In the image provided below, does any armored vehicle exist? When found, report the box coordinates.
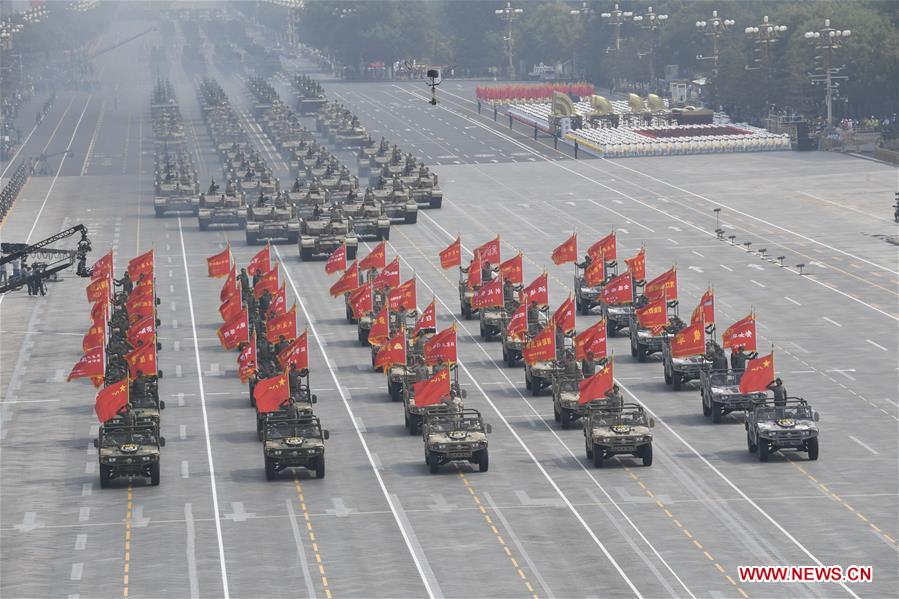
[154,152,200,216]
[198,180,247,230]
[422,407,491,473]
[700,368,768,423]
[334,115,367,148]
[357,136,381,177]
[94,422,166,488]
[583,403,654,467]
[661,332,710,391]
[746,398,819,462]
[298,206,358,261]
[293,74,328,115]
[407,165,443,209]
[263,415,330,480]
[388,329,436,404]
[245,198,299,245]
[344,191,390,241]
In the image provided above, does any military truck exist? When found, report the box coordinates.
[297,207,358,261]
[583,403,654,467]
[198,180,247,230]
[245,200,299,245]
[422,407,491,474]
[263,415,330,480]
[700,368,768,423]
[94,422,166,488]
[602,301,634,338]
[661,332,710,391]
[746,398,819,462]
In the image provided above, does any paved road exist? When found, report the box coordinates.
[1,18,896,599]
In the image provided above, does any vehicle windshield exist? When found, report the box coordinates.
[266,421,321,440]
[428,414,483,433]
[559,377,580,392]
[591,410,647,427]
[756,404,814,421]
[101,428,158,447]
[131,395,158,409]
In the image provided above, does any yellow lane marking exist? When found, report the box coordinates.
[293,476,331,598]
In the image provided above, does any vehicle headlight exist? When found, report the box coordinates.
[142,456,151,462]
[273,450,283,456]
[106,457,116,463]
[437,444,447,450]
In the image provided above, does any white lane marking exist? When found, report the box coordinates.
[691,250,704,257]
[285,498,317,599]
[790,342,809,354]
[181,460,190,478]
[750,279,765,288]
[185,504,200,599]
[822,316,842,327]
[70,563,83,581]
[849,436,879,455]
[720,264,733,271]
[177,218,229,598]
[180,424,187,440]
[827,369,856,381]
[667,238,679,245]
[78,507,90,522]
[80,98,106,176]
[866,339,888,352]
[783,297,801,306]
[74,534,87,550]
[274,246,440,599]
[797,191,894,224]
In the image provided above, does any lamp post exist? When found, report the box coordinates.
[744,16,786,115]
[569,1,594,80]
[632,6,668,90]
[601,3,632,54]
[495,1,523,80]
[804,19,850,126]
[695,10,735,105]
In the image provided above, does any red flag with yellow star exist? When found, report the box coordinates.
[254,373,290,414]
[95,378,129,423]
[739,352,774,394]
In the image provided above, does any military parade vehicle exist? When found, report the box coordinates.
[574,262,607,315]
[405,163,443,209]
[370,176,418,224]
[153,150,200,216]
[583,403,654,467]
[94,422,166,488]
[245,197,299,245]
[629,300,668,362]
[478,297,507,341]
[405,369,465,436]
[422,407,491,473]
[661,331,710,390]
[298,205,358,261]
[198,179,247,230]
[356,286,387,344]
[344,189,391,240]
[371,145,407,184]
[263,415,330,480]
[290,181,328,221]
[746,398,819,462]
[293,73,328,116]
[256,391,317,442]
[334,114,367,148]
[524,321,562,396]
[388,326,437,403]
[500,318,526,367]
[357,136,380,177]
[458,267,476,320]
[700,368,768,423]
[602,298,635,337]
[553,363,621,429]
[364,140,393,180]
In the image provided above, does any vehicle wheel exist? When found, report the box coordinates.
[806,437,819,461]
[560,408,571,430]
[408,415,418,436]
[199,219,209,231]
[462,303,471,320]
[265,457,277,481]
[429,451,439,473]
[531,378,540,397]
[712,402,723,424]
[404,212,418,224]
[585,436,594,459]
[300,247,313,261]
[358,327,369,346]
[641,444,653,467]
[672,373,682,391]
[747,433,757,453]
[758,439,769,462]
[287,232,299,244]
[430,197,442,209]
[154,206,165,217]
[478,449,489,472]
[99,464,111,488]
[479,319,486,340]
[524,370,531,390]
[149,462,161,486]
[592,445,604,468]
[701,392,711,417]
[246,232,258,245]
[257,425,264,442]
[630,334,638,357]
[346,246,357,260]
[637,346,647,363]
[553,401,561,422]
[237,218,247,229]
[379,228,390,241]
[664,365,672,385]
[314,457,326,479]
[607,319,616,338]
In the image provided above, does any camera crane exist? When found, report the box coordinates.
[0,224,93,295]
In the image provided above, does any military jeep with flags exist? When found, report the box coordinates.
[263,415,330,480]
[422,407,490,473]
[583,403,654,467]
[700,368,767,423]
[746,398,819,462]
[94,422,166,488]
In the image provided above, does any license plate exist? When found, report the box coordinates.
[614,446,636,452]
[447,452,471,459]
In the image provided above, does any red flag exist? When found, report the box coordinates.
[254,373,291,414]
[523,324,556,365]
[474,236,501,263]
[220,265,238,303]
[359,241,387,271]
[90,296,109,323]
[583,257,606,287]
[129,278,155,301]
[269,285,287,317]
[636,296,667,330]
[499,253,523,285]
[207,246,232,278]
[127,249,154,280]
[219,292,243,322]
[217,310,249,350]
[125,343,157,378]
[472,277,503,309]
[95,379,129,423]
[739,353,775,394]
[126,297,155,325]
[387,278,416,312]
[412,368,452,407]
[520,272,549,306]
[90,251,113,280]
[723,314,757,352]
[600,272,632,305]
[82,321,106,353]
[253,266,279,298]
[439,237,462,269]
[551,297,576,335]
[506,303,527,339]
[266,305,297,343]
[86,276,110,303]
[413,300,436,336]
[278,330,309,370]
[578,359,614,404]
[373,258,400,290]
[644,267,677,302]
[325,243,347,275]
[368,306,390,346]
[467,255,482,289]
[575,319,607,361]
[350,282,374,318]
[424,326,457,364]
[68,345,104,382]
[237,335,257,384]
[247,244,271,276]
[691,288,715,325]
[375,331,406,370]
[329,260,359,297]
[551,233,577,265]
[587,232,617,261]
[671,321,705,358]
[625,247,646,282]
[127,316,156,348]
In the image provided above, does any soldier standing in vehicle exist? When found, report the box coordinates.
[131,370,147,399]
[114,271,134,295]
[259,289,272,317]
[238,268,250,297]
[730,346,756,379]
[582,350,596,376]
[502,277,515,305]
[605,384,624,409]
[274,334,290,357]
[527,300,541,334]
[767,378,787,408]
[575,253,593,270]
[288,363,303,397]
[481,260,495,283]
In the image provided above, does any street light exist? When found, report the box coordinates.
[695,10,735,105]
[569,2,595,80]
[804,19,850,126]
[601,3,633,53]
[495,1,524,80]
[744,16,787,71]
[633,6,668,88]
